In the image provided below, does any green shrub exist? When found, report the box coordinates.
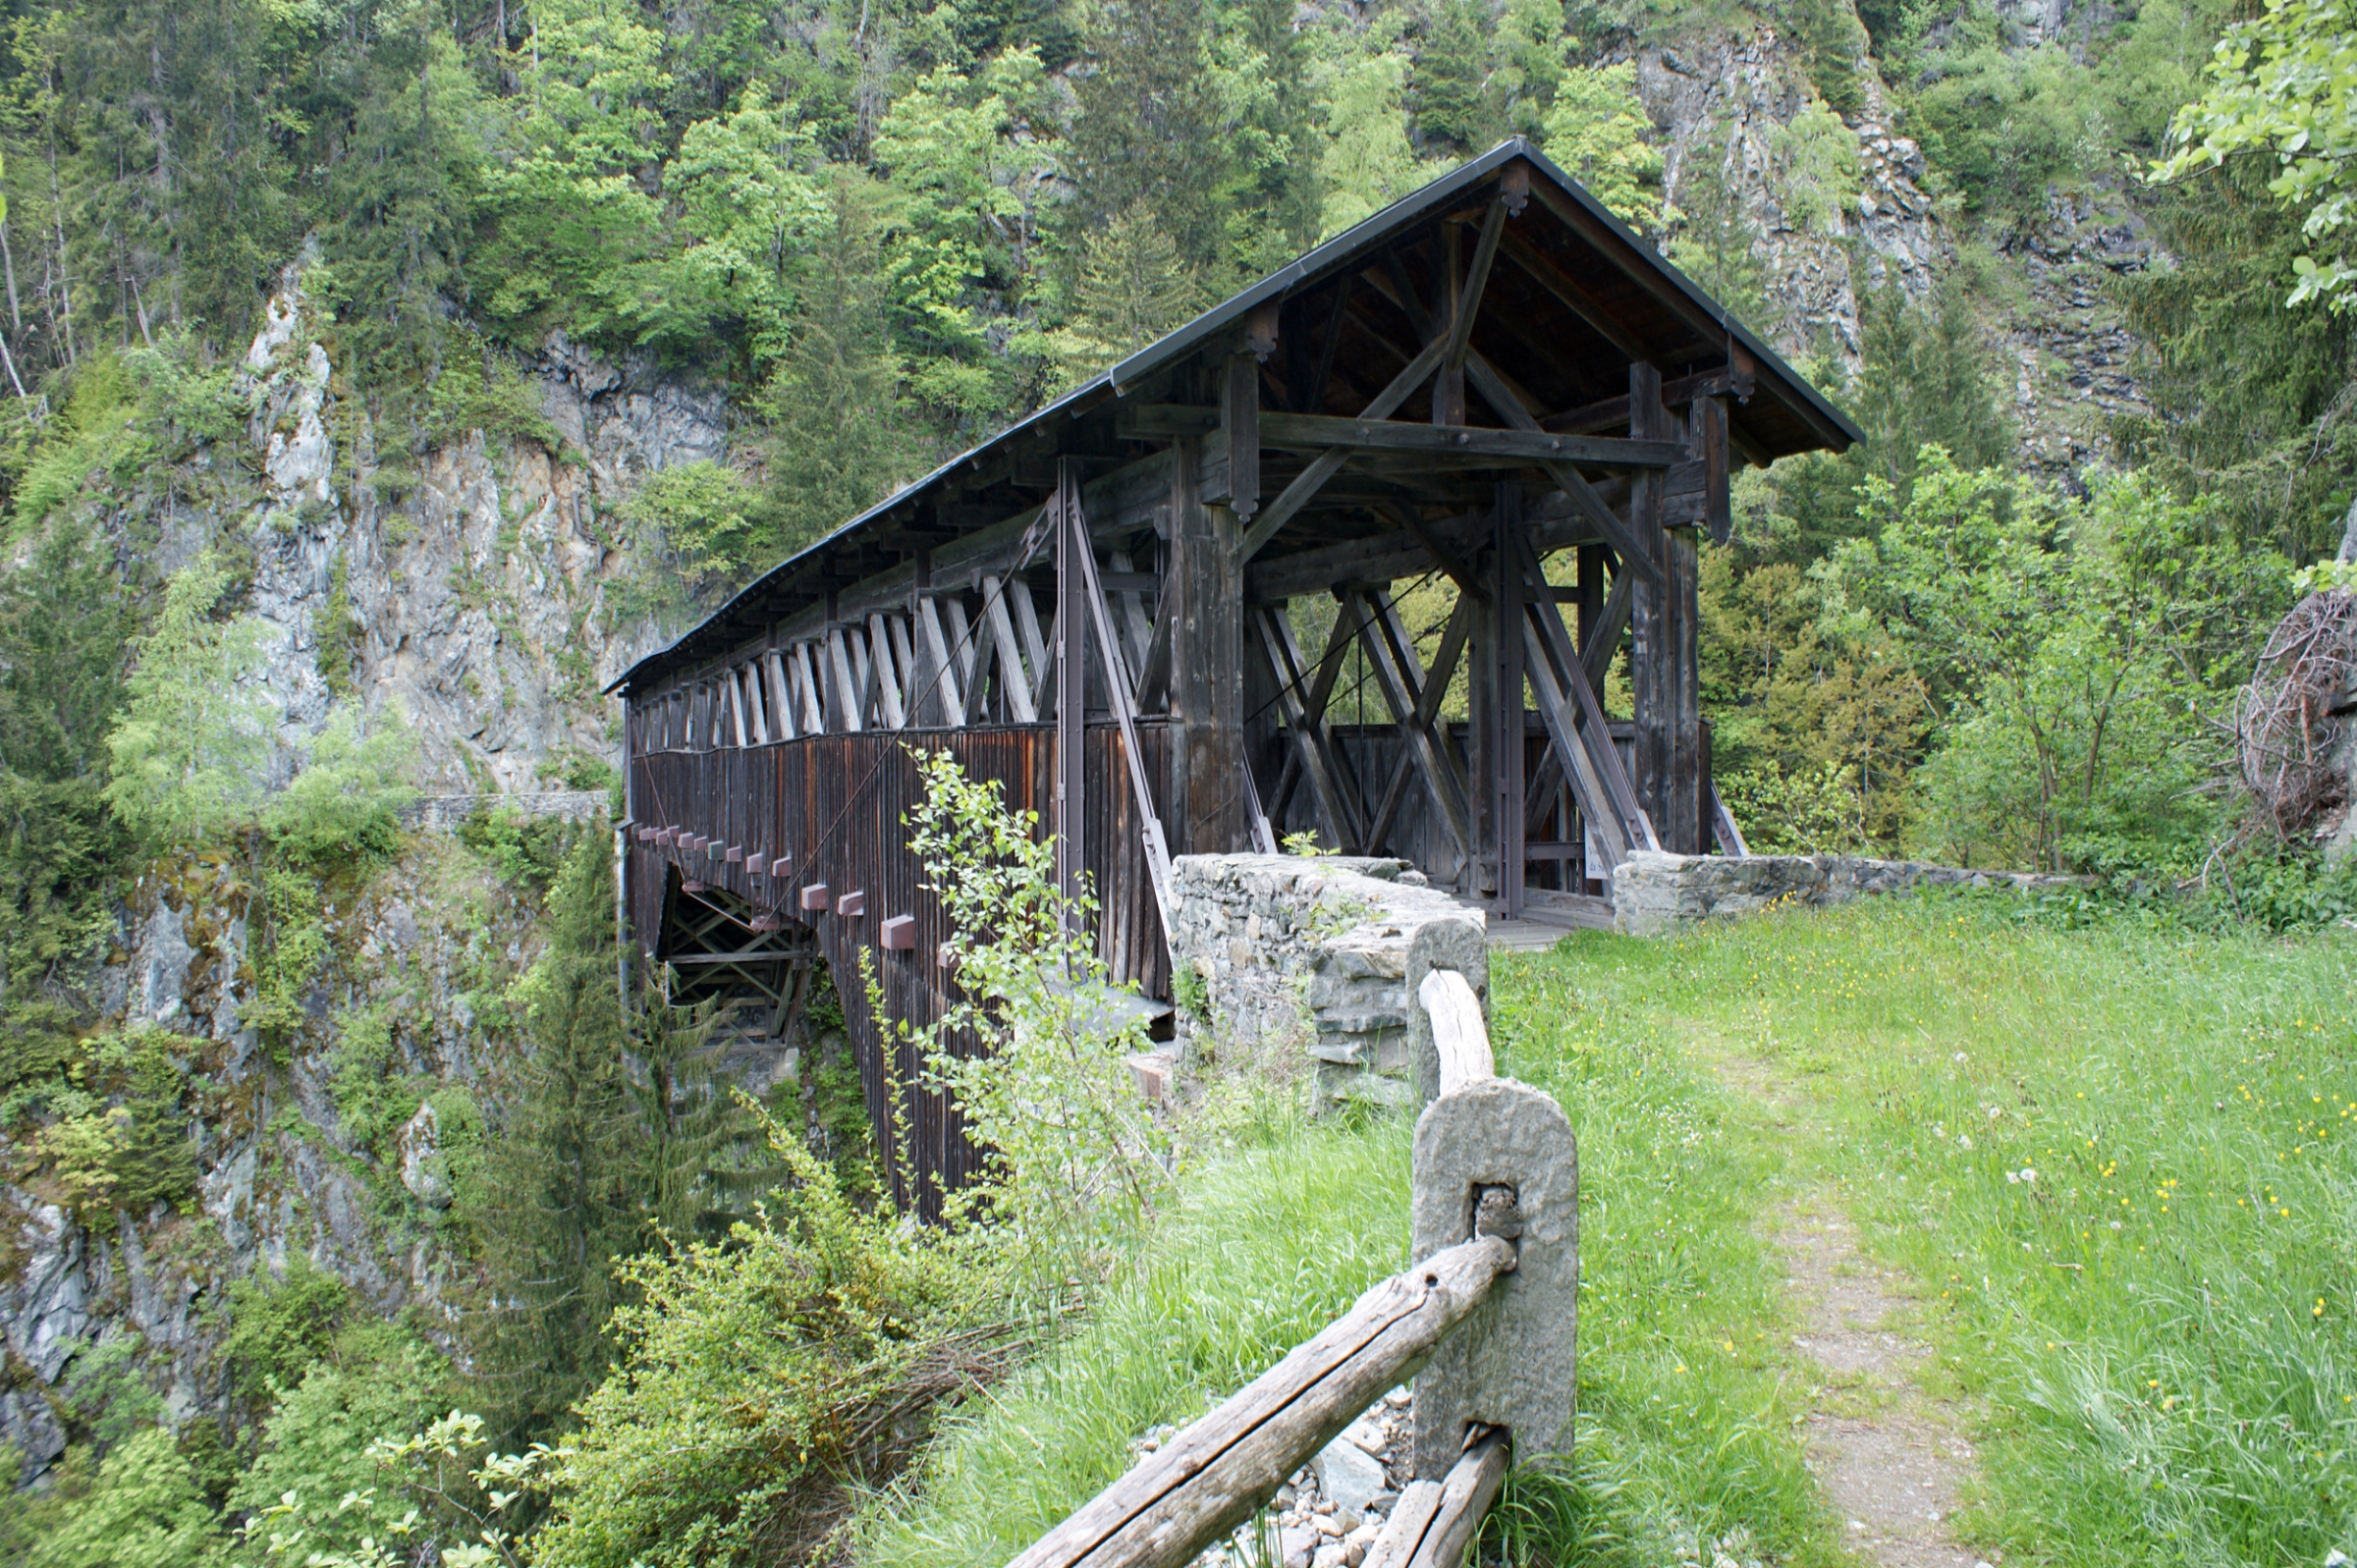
[531,1121,1016,1568]
[101,551,271,851]
[17,1428,216,1568]
[263,701,418,864]
[224,1255,355,1408]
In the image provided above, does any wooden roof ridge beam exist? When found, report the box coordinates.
[1237,190,1512,566]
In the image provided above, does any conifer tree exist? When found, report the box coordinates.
[469,831,646,1446]
[760,173,911,557]
[1067,0,1229,266]
[1224,0,1320,272]
[1411,0,1497,156]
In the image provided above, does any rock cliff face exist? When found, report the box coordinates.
[0,268,733,1484]
[1633,6,2156,481]
[223,261,726,794]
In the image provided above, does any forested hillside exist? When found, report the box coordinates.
[0,0,2354,1556]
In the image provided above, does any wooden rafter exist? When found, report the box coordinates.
[1352,588,1473,861]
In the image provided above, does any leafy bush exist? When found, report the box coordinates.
[1540,65,1666,231]
[17,1428,216,1568]
[530,1120,1016,1568]
[102,551,271,850]
[223,1327,450,1568]
[899,747,1170,1247]
[224,1255,355,1408]
[263,701,418,864]
[30,1029,199,1219]
[1719,760,1866,853]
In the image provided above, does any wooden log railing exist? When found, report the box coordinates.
[1009,969,1577,1568]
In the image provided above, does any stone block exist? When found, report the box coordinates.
[1410,1077,1578,1477]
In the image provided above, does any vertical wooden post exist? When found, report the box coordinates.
[1697,393,1732,547]
[1465,553,1496,899]
[1575,544,1605,657]
[1434,224,1466,427]
[1221,352,1261,525]
[1168,434,1247,855]
[1055,472,1088,927]
[1494,484,1525,919]
[1628,363,1702,854]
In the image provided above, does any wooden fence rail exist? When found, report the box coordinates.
[1008,968,1578,1568]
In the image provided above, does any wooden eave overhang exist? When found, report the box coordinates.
[612,137,1860,698]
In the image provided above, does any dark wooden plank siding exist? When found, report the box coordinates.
[627,721,1168,1212]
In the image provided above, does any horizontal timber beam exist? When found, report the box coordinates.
[1120,406,1685,468]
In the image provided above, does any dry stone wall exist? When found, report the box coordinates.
[1611,849,2078,935]
[1166,855,1487,1108]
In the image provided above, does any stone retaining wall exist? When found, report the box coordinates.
[1167,854,1488,1108]
[400,790,611,832]
[1611,849,2076,936]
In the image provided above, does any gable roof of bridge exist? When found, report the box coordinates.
[614,137,1861,697]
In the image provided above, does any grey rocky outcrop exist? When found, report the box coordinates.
[1165,855,1486,1107]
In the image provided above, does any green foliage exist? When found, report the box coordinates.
[1067,0,1228,266]
[57,1336,165,1449]
[1907,27,2118,221]
[755,176,916,561]
[263,702,418,865]
[2155,0,2357,311]
[223,1334,461,1568]
[224,1255,356,1408]
[1540,65,1666,231]
[470,829,644,1443]
[0,514,133,1071]
[18,1429,216,1568]
[1410,0,1500,156]
[2116,158,2357,556]
[422,354,565,454]
[1312,48,1431,242]
[1828,453,2291,869]
[1719,760,1869,853]
[1768,100,1862,235]
[901,748,1170,1245]
[29,1029,201,1219]
[532,1118,1014,1568]
[619,460,786,620]
[102,552,271,851]
[247,866,333,1062]
[1755,281,2013,561]
[457,807,575,891]
[1778,0,1870,113]
[239,1408,553,1568]
[1032,201,1215,387]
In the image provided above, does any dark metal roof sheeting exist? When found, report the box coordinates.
[612,137,1862,696]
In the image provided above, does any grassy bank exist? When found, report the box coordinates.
[861,896,2353,1566]
[1536,898,2357,1564]
[858,955,1840,1568]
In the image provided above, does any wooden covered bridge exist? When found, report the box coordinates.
[611,139,1859,1201]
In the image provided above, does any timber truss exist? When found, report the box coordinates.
[621,138,1848,950]
[655,873,821,1043]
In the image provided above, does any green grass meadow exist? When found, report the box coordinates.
[859,898,2356,1567]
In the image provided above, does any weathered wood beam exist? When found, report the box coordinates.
[1363,591,1472,860]
[1254,605,1363,853]
[1120,406,1684,469]
[1237,330,1454,565]
[1493,228,1653,364]
[1004,1236,1514,1568]
[1540,364,1756,436]
[1350,587,1473,863]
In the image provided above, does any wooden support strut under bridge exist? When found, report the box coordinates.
[1006,975,1577,1568]
[612,141,1859,1206]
